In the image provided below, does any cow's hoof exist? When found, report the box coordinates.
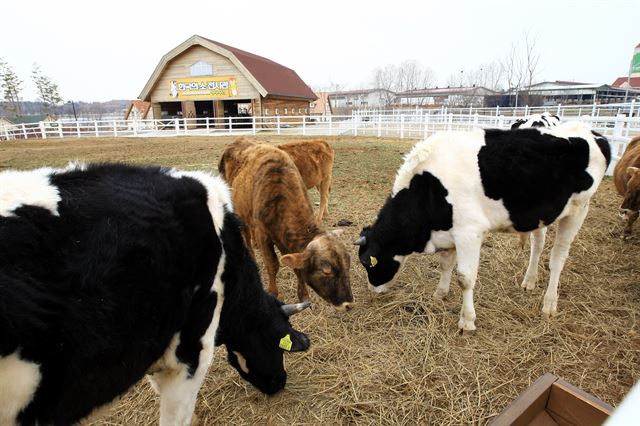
[458,318,477,334]
[458,327,476,336]
[433,290,447,301]
[541,305,557,319]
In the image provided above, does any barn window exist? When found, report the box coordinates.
[190,61,213,76]
[305,108,308,114]
[284,107,288,115]
[264,108,269,115]
[275,108,279,115]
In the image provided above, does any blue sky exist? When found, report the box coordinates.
[1,0,638,101]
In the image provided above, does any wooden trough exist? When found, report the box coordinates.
[490,373,613,426]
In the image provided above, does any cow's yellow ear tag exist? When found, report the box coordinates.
[370,256,378,267]
[279,334,293,351]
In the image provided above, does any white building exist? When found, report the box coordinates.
[328,89,395,110]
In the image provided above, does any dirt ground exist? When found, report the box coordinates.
[1,135,638,425]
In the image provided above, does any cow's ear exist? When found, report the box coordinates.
[627,166,640,176]
[281,252,308,269]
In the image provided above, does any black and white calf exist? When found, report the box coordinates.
[355,123,611,332]
[511,112,561,129]
[0,163,311,426]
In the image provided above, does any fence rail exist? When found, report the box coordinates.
[356,100,639,118]
[2,113,636,176]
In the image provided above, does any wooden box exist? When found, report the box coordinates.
[490,373,613,426]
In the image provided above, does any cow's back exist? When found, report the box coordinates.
[277,140,334,189]
[229,143,316,250]
[0,164,222,424]
[614,136,640,195]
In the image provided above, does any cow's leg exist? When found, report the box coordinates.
[294,269,310,302]
[542,206,588,318]
[433,249,456,300]
[148,338,214,426]
[521,227,547,291]
[257,236,280,297]
[454,233,483,332]
[318,176,332,221]
[241,226,255,258]
[623,210,639,237]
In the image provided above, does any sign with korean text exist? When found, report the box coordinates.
[169,76,238,99]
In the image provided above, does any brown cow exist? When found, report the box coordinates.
[277,140,334,222]
[219,140,353,310]
[614,135,640,237]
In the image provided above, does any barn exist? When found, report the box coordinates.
[138,35,316,124]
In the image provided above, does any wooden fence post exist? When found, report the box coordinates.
[40,122,47,139]
[94,121,99,137]
[22,123,28,139]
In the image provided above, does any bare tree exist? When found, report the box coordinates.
[372,61,436,106]
[372,64,397,106]
[478,61,504,91]
[500,33,541,107]
[0,58,23,116]
[32,64,63,115]
[521,33,540,106]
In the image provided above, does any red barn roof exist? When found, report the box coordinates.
[612,76,640,88]
[140,35,316,101]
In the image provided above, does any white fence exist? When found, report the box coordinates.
[2,113,637,176]
[357,100,639,119]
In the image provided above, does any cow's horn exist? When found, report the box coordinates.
[281,301,311,317]
[353,236,366,246]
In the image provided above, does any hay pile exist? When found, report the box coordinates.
[2,135,636,425]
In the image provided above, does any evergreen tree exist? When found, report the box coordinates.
[32,63,63,115]
[0,58,24,117]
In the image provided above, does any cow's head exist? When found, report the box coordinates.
[354,226,405,293]
[223,300,311,395]
[281,229,353,310]
[218,138,256,184]
[621,166,640,212]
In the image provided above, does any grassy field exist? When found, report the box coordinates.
[1,135,638,425]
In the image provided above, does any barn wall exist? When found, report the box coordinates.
[261,97,310,116]
[149,46,260,103]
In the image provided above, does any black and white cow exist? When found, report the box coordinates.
[511,112,561,129]
[0,163,311,425]
[355,123,611,332]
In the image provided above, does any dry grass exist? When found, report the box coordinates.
[2,135,639,425]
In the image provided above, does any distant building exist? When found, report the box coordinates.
[124,100,154,120]
[612,42,640,90]
[328,89,395,110]
[511,81,639,105]
[310,92,332,116]
[8,114,55,124]
[395,86,497,107]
